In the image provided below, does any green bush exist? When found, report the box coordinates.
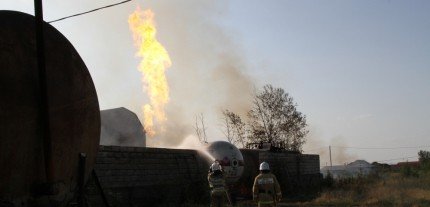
[419,150,430,173]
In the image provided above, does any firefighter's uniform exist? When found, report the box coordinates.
[208,162,229,207]
[252,162,282,207]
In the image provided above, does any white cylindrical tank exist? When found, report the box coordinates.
[206,141,244,184]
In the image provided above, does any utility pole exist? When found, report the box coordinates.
[35,0,55,194]
[329,145,332,168]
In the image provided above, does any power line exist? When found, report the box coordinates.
[305,145,430,152]
[48,0,132,23]
[331,145,430,150]
[308,145,426,165]
[375,156,419,163]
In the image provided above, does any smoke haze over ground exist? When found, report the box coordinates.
[0,2,377,163]
[330,136,358,165]
[2,1,429,164]
[2,0,429,164]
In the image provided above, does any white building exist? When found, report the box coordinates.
[321,160,373,178]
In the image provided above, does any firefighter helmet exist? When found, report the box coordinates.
[259,161,270,171]
[211,161,222,171]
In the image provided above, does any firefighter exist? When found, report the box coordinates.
[208,161,230,207]
[252,162,282,207]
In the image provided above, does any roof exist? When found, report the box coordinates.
[348,160,372,167]
[321,160,374,177]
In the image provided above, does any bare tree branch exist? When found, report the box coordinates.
[194,113,208,144]
[222,110,247,148]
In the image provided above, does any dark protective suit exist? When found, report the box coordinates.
[208,171,229,207]
[252,172,282,207]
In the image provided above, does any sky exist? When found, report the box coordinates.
[1,0,429,165]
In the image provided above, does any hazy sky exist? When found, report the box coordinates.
[2,0,429,165]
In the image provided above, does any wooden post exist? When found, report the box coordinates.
[329,146,332,168]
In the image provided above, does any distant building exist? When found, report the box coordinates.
[321,160,373,178]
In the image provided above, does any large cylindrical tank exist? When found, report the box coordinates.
[206,141,245,184]
[0,11,100,206]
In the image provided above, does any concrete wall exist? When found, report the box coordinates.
[85,146,321,206]
[86,146,209,207]
[235,150,321,199]
[259,151,321,198]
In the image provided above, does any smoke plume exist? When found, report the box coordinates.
[303,127,358,167]
[330,136,358,165]
[140,0,254,147]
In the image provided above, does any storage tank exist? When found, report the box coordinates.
[0,11,100,206]
[100,107,146,147]
[206,141,245,184]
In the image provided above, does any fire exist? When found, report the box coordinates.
[128,8,172,137]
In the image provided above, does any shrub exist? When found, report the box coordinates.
[321,172,334,188]
[401,165,419,178]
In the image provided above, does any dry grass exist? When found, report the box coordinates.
[234,169,430,207]
[292,172,430,207]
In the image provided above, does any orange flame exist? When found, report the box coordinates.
[128,8,171,137]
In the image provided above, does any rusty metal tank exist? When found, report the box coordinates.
[0,11,100,206]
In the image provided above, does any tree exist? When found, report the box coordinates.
[418,150,430,171]
[418,150,430,164]
[247,84,308,151]
[221,84,308,151]
[194,113,208,144]
[222,109,247,148]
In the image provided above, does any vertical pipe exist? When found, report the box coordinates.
[34,0,55,189]
[329,146,332,168]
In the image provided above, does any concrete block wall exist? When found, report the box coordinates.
[85,146,209,207]
[259,151,321,198]
[235,150,321,199]
[85,146,321,206]
[259,151,320,175]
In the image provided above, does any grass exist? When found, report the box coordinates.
[289,169,430,207]
[218,165,430,207]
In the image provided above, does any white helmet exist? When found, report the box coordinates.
[211,161,222,171]
[259,162,270,171]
